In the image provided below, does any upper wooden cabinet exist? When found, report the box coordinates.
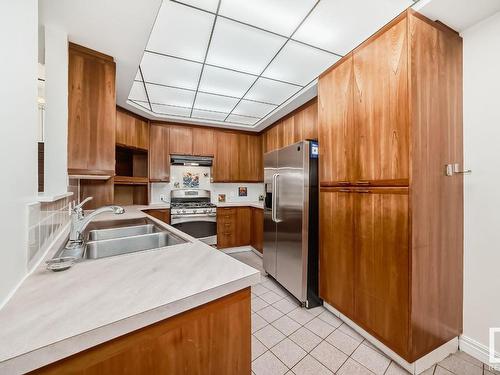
[318,10,463,362]
[192,128,215,156]
[169,125,193,155]
[68,43,116,175]
[238,134,263,182]
[213,132,239,182]
[263,99,318,154]
[116,108,149,150]
[318,56,355,186]
[149,124,170,182]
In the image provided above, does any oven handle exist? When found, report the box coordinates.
[171,214,216,219]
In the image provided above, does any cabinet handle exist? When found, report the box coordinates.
[356,190,371,194]
[339,189,350,192]
[356,181,370,185]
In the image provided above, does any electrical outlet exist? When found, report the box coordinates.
[160,194,167,202]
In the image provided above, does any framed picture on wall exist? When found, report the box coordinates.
[238,187,247,197]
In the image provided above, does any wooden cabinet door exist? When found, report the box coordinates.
[318,56,355,186]
[116,109,149,150]
[235,207,251,246]
[353,19,409,186]
[68,43,116,175]
[169,125,193,155]
[264,124,279,153]
[238,134,263,182]
[192,128,215,156]
[251,208,264,253]
[279,117,295,148]
[354,188,409,356]
[144,209,170,224]
[213,132,238,182]
[149,124,170,182]
[319,189,355,316]
[295,100,318,141]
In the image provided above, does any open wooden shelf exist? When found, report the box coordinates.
[114,176,149,185]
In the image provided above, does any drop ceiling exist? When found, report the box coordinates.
[128,0,417,129]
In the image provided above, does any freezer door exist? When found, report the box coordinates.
[276,142,308,302]
[263,150,278,278]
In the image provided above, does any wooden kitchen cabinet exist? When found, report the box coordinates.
[238,134,263,182]
[143,209,170,224]
[169,125,193,155]
[116,107,149,150]
[318,56,355,186]
[192,128,215,156]
[213,132,239,182]
[319,189,355,317]
[235,207,251,246]
[278,117,294,148]
[149,124,170,182]
[264,122,279,153]
[295,101,318,141]
[31,289,251,375]
[217,207,253,249]
[67,43,116,176]
[318,10,463,362]
[250,208,264,253]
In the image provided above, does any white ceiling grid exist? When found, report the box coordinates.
[128,0,414,128]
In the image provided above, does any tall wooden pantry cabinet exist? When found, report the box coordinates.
[318,9,463,363]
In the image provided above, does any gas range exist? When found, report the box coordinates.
[170,202,217,216]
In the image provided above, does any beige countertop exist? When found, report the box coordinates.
[216,201,264,209]
[0,207,260,374]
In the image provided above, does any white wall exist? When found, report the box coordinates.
[0,0,39,304]
[461,11,500,361]
[43,26,68,195]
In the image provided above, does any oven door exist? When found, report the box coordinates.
[170,214,217,245]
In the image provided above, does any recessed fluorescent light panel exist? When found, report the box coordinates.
[128,0,414,128]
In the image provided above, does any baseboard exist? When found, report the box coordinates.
[323,302,458,374]
[460,335,500,369]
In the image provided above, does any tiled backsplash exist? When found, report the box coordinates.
[27,195,72,269]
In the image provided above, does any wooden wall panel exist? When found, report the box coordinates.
[31,289,251,375]
[318,57,355,186]
[408,12,463,361]
[353,18,409,185]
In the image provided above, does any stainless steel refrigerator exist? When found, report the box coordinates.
[263,140,320,308]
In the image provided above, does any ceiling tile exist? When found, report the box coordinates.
[175,0,220,13]
[128,81,148,102]
[293,0,413,55]
[192,109,228,122]
[146,1,215,62]
[263,40,340,85]
[232,100,276,118]
[152,103,191,117]
[206,17,286,75]
[140,52,202,89]
[219,0,316,36]
[199,65,255,98]
[245,77,301,105]
[194,92,239,113]
[146,83,195,108]
[226,114,259,126]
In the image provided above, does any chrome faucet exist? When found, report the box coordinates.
[66,197,125,250]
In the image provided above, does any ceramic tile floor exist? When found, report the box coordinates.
[228,250,498,375]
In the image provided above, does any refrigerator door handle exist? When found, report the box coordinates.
[274,174,282,223]
[271,173,277,222]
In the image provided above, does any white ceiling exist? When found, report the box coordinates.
[129,0,416,130]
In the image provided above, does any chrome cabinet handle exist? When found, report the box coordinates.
[453,163,472,175]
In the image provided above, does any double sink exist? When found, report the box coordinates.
[49,218,186,270]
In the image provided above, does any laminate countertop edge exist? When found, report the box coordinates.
[0,207,260,374]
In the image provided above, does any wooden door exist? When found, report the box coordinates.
[213,132,238,182]
[354,188,409,356]
[169,125,193,155]
[149,124,170,182]
[192,128,215,156]
[319,188,355,316]
[235,207,251,246]
[318,56,355,186]
[238,134,263,182]
[353,18,409,186]
[68,43,116,175]
[251,208,264,253]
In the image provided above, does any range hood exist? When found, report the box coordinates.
[170,155,213,166]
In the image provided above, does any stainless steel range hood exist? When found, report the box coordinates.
[170,155,213,166]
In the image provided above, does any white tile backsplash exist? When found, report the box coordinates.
[150,165,264,204]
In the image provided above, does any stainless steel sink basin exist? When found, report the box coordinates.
[85,231,185,259]
[87,224,161,241]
